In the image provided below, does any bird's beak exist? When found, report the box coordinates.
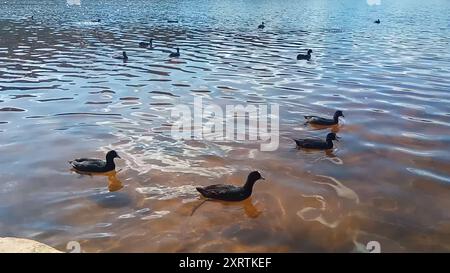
[336,136,341,141]
[117,155,121,159]
[342,115,345,118]
[261,177,266,180]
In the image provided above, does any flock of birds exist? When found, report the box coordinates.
[112,21,315,62]
[114,19,380,62]
[69,110,344,204]
[68,19,382,208]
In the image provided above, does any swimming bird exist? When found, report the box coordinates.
[69,150,121,173]
[304,110,344,126]
[169,48,180,58]
[258,22,265,29]
[139,38,153,48]
[293,133,340,150]
[113,51,128,61]
[167,20,179,23]
[196,171,265,202]
[374,19,380,24]
[92,19,101,23]
[297,49,313,61]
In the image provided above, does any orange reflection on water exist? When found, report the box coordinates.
[70,169,123,192]
[191,197,261,218]
[306,123,341,134]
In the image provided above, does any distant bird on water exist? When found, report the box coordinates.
[169,47,180,58]
[113,51,128,61]
[69,150,121,173]
[297,49,313,61]
[374,19,381,24]
[196,171,265,202]
[92,19,101,23]
[139,38,154,49]
[293,133,340,150]
[258,22,265,29]
[304,110,344,126]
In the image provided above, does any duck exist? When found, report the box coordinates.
[293,133,340,150]
[196,171,265,202]
[374,19,381,24]
[92,19,101,23]
[258,22,265,29]
[69,150,121,173]
[169,48,180,58]
[297,49,313,61]
[139,38,153,49]
[113,51,128,61]
[304,110,344,126]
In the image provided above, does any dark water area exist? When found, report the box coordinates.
[0,0,450,252]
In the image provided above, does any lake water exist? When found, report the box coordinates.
[0,0,450,252]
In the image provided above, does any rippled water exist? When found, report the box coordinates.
[1,0,450,252]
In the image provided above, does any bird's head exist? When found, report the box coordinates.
[248,171,265,183]
[334,110,344,119]
[106,150,121,161]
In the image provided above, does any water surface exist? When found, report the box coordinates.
[1,0,450,252]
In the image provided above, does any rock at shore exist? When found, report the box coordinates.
[0,237,62,253]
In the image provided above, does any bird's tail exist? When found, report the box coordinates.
[196,187,206,196]
[292,138,302,147]
[303,116,311,125]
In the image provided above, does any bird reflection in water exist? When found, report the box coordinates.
[306,123,341,134]
[70,169,123,192]
[299,147,342,164]
[190,197,261,218]
[324,149,337,158]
